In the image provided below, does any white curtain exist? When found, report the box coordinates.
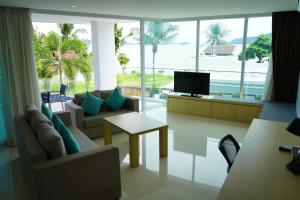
[262,53,273,101]
[0,7,41,145]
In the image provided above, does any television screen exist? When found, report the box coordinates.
[174,71,210,96]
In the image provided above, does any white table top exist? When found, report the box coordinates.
[104,112,168,135]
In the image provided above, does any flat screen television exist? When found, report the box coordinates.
[174,71,210,97]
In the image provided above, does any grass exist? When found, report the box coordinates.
[117,71,173,88]
[40,80,94,95]
[39,72,174,95]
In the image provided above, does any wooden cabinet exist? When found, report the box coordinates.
[188,100,211,117]
[211,102,235,121]
[167,97,189,114]
[167,95,263,123]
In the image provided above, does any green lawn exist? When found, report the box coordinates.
[117,72,173,88]
[39,80,94,95]
[39,72,173,95]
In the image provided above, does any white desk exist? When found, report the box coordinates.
[217,119,300,200]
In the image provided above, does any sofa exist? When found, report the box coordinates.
[15,108,121,200]
[65,89,139,139]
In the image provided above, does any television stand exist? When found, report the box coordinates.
[181,94,203,98]
[167,95,263,123]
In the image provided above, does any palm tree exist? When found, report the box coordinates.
[114,24,133,54]
[206,23,230,55]
[58,24,74,40]
[144,22,178,89]
[42,27,92,89]
[34,30,54,90]
[58,23,88,41]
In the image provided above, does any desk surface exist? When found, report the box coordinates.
[217,119,300,200]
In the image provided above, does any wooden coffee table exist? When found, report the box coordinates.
[103,112,168,168]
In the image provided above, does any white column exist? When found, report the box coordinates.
[140,20,146,111]
[91,21,116,90]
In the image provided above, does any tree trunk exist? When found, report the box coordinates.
[211,41,215,56]
[152,52,156,89]
[58,64,63,86]
[58,40,62,85]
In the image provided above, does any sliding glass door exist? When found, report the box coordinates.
[244,17,272,100]
[199,18,245,98]
[143,21,197,110]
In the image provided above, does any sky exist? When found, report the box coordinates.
[33,22,91,40]
[33,16,272,45]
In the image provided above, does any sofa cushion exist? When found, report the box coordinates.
[24,104,38,122]
[74,90,101,106]
[41,103,53,120]
[35,123,66,159]
[100,90,113,99]
[52,113,64,132]
[15,116,48,163]
[68,126,98,152]
[84,109,132,128]
[60,124,81,154]
[100,90,113,111]
[82,92,104,116]
[30,110,53,133]
[104,88,126,111]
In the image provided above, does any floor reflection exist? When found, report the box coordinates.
[94,106,249,200]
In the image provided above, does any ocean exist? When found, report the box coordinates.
[118,44,269,84]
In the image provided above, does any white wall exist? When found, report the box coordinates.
[91,21,116,90]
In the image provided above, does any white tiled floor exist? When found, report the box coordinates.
[0,105,249,200]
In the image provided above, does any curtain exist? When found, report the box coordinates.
[0,47,8,145]
[0,7,41,145]
[262,53,273,101]
[272,11,300,102]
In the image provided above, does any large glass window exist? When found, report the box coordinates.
[32,22,93,95]
[199,18,245,98]
[144,21,197,109]
[115,22,141,97]
[243,17,272,100]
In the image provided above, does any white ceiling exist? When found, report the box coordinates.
[0,0,298,19]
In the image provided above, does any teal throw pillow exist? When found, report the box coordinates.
[41,103,52,120]
[81,92,104,115]
[60,124,80,154]
[104,87,126,111]
[51,114,64,132]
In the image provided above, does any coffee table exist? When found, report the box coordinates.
[103,112,168,168]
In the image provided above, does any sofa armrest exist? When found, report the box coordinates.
[65,102,84,130]
[54,111,72,126]
[33,145,121,200]
[124,96,139,112]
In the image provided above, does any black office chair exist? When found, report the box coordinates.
[218,134,240,173]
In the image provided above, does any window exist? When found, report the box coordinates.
[32,22,93,95]
[199,18,245,98]
[115,22,141,97]
[143,21,197,109]
[243,17,272,100]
